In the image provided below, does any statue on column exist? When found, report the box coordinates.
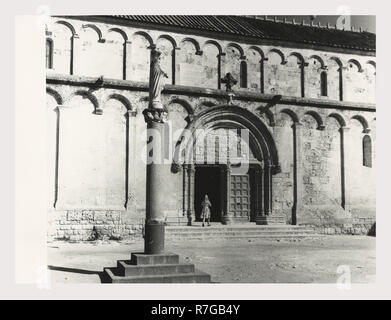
[143,48,169,123]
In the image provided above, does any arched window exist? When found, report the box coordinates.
[46,38,53,69]
[363,135,372,167]
[240,60,247,88]
[320,71,327,96]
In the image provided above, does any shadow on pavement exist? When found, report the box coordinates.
[47,265,109,283]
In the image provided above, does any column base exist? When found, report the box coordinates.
[256,214,286,225]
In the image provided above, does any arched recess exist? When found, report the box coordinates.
[156,35,176,85]
[130,32,154,82]
[172,104,280,222]
[348,59,363,72]
[328,113,347,128]
[276,108,300,224]
[225,44,245,88]
[157,34,178,49]
[286,52,306,97]
[256,106,276,127]
[132,31,154,47]
[68,90,100,114]
[181,38,202,54]
[167,98,194,116]
[304,110,325,130]
[203,40,223,55]
[365,61,376,103]
[53,20,77,74]
[329,57,343,101]
[264,49,287,95]
[267,49,286,64]
[106,93,132,111]
[177,38,203,86]
[307,55,328,98]
[201,41,222,89]
[82,24,105,42]
[351,115,370,133]
[280,108,299,123]
[79,24,109,77]
[226,43,245,58]
[107,28,129,80]
[46,87,63,105]
[326,113,348,209]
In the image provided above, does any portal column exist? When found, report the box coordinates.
[264,162,272,215]
[187,164,195,225]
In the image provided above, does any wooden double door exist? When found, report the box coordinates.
[230,174,251,220]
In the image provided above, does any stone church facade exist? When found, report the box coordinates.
[45,16,376,240]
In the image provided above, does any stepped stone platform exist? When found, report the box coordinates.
[165,224,318,241]
[103,252,211,283]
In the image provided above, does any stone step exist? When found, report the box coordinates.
[130,252,179,265]
[166,226,312,232]
[103,267,211,283]
[117,260,195,277]
[166,229,315,234]
[166,235,317,241]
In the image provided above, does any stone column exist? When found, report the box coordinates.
[264,162,272,215]
[70,34,79,75]
[187,164,195,225]
[218,53,226,90]
[123,40,131,80]
[53,105,63,209]
[125,109,137,209]
[299,62,308,98]
[339,66,347,101]
[292,122,304,225]
[340,126,351,210]
[220,165,226,215]
[226,161,232,215]
[142,108,168,254]
[142,48,170,254]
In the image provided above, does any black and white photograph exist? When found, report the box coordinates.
[6,0,391,304]
[42,13,376,284]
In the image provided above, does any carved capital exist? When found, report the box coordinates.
[142,108,168,124]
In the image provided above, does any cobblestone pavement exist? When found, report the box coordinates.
[47,235,375,283]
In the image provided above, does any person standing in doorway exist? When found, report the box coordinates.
[201,194,212,227]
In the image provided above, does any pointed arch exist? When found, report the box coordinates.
[304,110,325,130]
[82,24,105,42]
[351,115,370,133]
[106,93,132,110]
[46,87,63,105]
